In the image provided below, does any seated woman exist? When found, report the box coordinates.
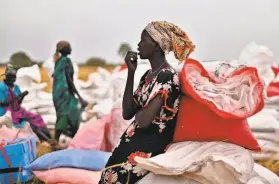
[99,21,195,184]
[0,65,51,141]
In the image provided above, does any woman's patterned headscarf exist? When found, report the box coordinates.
[145,21,195,63]
[53,40,71,62]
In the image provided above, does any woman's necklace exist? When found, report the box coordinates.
[146,61,167,82]
[150,61,167,74]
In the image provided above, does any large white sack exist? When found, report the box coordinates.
[37,107,56,115]
[21,90,37,102]
[97,67,111,81]
[238,42,275,69]
[18,82,47,93]
[41,114,56,124]
[21,99,38,110]
[135,141,254,184]
[79,87,103,94]
[0,111,12,128]
[90,88,110,98]
[252,152,279,161]
[107,77,126,105]
[87,72,106,88]
[80,94,97,104]
[15,77,34,88]
[75,78,93,89]
[248,112,279,130]
[257,140,279,153]
[238,42,276,87]
[42,57,54,77]
[253,163,279,184]
[253,132,279,143]
[37,100,54,108]
[37,91,53,100]
[138,173,201,184]
[92,98,113,116]
[139,165,278,184]
[16,64,41,82]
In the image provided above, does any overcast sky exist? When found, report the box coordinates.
[0,0,278,64]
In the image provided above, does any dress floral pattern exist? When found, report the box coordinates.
[99,67,180,184]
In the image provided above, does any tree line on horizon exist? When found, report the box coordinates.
[0,43,132,69]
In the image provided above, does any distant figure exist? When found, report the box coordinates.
[0,65,51,141]
[52,41,88,141]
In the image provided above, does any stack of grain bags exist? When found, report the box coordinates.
[15,64,56,129]
[236,43,279,173]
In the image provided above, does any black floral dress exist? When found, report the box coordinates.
[99,67,180,184]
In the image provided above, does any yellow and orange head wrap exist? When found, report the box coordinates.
[145,21,195,63]
[53,40,71,62]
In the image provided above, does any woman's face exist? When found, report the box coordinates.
[137,30,158,59]
[5,73,16,86]
[61,45,72,55]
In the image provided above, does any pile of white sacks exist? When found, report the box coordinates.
[15,64,56,128]
[238,43,279,162]
[42,58,117,123]
[14,58,118,129]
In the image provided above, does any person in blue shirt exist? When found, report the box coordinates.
[0,64,51,141]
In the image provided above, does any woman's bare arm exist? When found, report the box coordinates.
[135,95,163,128]
[122,71,139,120]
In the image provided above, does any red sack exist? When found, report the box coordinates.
[173,59,263,151]
[267,66,279,97]
[271,66,279,76]
[119,63,127,71]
